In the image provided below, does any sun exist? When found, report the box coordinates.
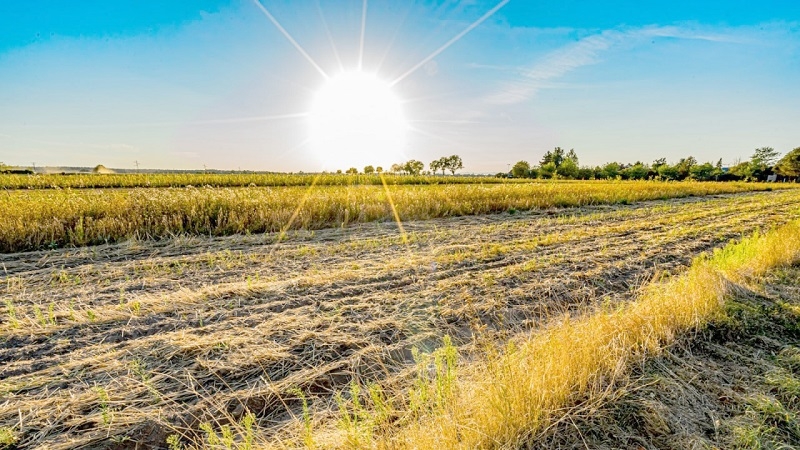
[309,71,407,170]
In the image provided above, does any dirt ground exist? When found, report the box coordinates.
[2,190,800,449]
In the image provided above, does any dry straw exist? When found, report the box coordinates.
[327,219,800,449]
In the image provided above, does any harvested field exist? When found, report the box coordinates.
[2,189,800,448]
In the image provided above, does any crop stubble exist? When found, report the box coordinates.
[2,190,800,448]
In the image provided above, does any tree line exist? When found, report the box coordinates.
[506,146,800,181]
[340,155,464,176]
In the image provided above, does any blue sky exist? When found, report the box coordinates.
[0,0,798,172]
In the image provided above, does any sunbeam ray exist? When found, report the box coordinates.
[315,0,344,73]
[358,0,368,70]
[374,2,415,75]
[276,173,322,243]
[390,0,510,86]
[251,0,329,79]
[379,173,409,245]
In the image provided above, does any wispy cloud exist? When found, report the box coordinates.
[484,25,747,105]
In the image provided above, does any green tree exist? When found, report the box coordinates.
[404,160,424,175]
[729,161,754,180]
[539,162,557,179]
[390,163,403,174]
[430,158,444,175]
[445,155,464,175]
[511,161,530,178]
[576,167,595,180]
[376,166,383,174]
[675,156,697,180]
[541,147,565,167]
[744,147,780,181]
[565,149,579,165]
[689,162,715,181]
[346,167,358,174]
[624,163,649,180]
[363,165,375,174]
[556,158,579,179]
[775,147,800,178]
[657,164,679,180]
[601,162,622,179]
[752,147,780,166]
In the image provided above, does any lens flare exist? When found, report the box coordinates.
[309,71,407,169]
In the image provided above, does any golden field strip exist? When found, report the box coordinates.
[0,173,513,190]
[0,180,788,252]
[1,189,800,448]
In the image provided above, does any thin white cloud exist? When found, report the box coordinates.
[640,25,750,44]
[484,25,748,105]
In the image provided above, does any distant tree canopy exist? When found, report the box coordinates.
[429,155,464,175]
[540,147,565,167]
[363,165,375,174]
[346,167,358,174]
[511,161,530,178]
[752,147,781,166]
[446,155,463,175]
[430,158,446,175]
[556,158,578,178]
[775,147,800,178]
[396,160,424,175]
[504,146,795,182]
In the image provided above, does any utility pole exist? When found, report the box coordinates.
[203,164,207,174]
[31,162,36,173]
[134,160,139,173]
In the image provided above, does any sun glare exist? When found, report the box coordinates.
[309,71,407,169]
